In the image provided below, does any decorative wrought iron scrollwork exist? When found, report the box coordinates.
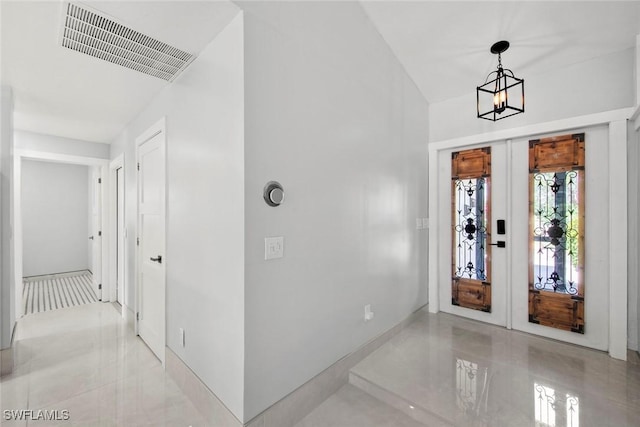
[454,178,488,280]
[532,171,580,295]
[535,383,557,410]
[534,382,580,427]
[456,358,491,419]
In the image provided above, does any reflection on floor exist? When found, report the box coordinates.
[22,271,97,316]
[3,304,639,426]
[0,302,207,426]
[296,309,640,427]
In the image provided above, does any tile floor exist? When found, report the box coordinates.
[2,303,640,426]
[0,302,207,426]
[297,310,640,427]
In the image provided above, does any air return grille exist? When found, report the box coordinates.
[61,3,195,81]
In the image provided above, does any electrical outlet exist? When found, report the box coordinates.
[364,304,374,322]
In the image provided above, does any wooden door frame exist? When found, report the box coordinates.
[135,117,167,366]
[428,108,631,360]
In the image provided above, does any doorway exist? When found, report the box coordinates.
[13,150,109,320]
[108,154,127,319]
[429,122,625,356]
[116,165,124,306]
[439,141,509,328]
[89,166,103,300]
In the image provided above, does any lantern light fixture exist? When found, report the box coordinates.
[477,40,524,121]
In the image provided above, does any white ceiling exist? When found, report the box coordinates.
[1,1,639,144]
[0,0,240,143]
[361,0,640,103]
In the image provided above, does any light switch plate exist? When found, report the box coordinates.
[265,237,284,260]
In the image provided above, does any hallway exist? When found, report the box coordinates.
[0,303,206,426]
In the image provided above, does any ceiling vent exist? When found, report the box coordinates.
[60,3,195,81]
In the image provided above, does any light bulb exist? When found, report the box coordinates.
[494,90,507,114]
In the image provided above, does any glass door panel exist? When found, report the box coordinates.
[452,148,492,312]
[528,134,585,333]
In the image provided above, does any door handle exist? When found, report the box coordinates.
[490,241,506,248]
[150,255,163,264]
[88,236,94,240]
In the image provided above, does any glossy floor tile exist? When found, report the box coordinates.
[4,303,640,426]
[0,303,207,426]
[295,384,423,427]
[297,309,640,427]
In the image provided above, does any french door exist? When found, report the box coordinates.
[439,142,508,328]
[451,148,493,313]
[436,128,610,351]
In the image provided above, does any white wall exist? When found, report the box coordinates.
[430,48,635,142]
[633,36,640,355]
[1,86,15,349]
[15,131,110,159]
[630,119,640,352]
[110,11,245,420]
[241,2,429,421]
[21,160,89,277]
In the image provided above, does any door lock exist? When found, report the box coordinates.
[150,255,163,264]
[490,241,506,248]
[88,236,94,240]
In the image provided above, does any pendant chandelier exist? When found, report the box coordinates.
[477,40,524,121]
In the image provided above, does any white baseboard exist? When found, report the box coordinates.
[166,348,243,426]
[164,305,426,426]
[0,346,14,377]
[123,304,135,331]
[246,305,427,427]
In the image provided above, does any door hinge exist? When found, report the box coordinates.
[98,178,102,184]
[136,237,140,246]
[98,231,102,237]
[98,284,102,290]
[137,163,140,171]
[136,312,140,321]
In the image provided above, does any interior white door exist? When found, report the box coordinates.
[116,166,124,305]
[137,127,166,363]
[91,167,102,300]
